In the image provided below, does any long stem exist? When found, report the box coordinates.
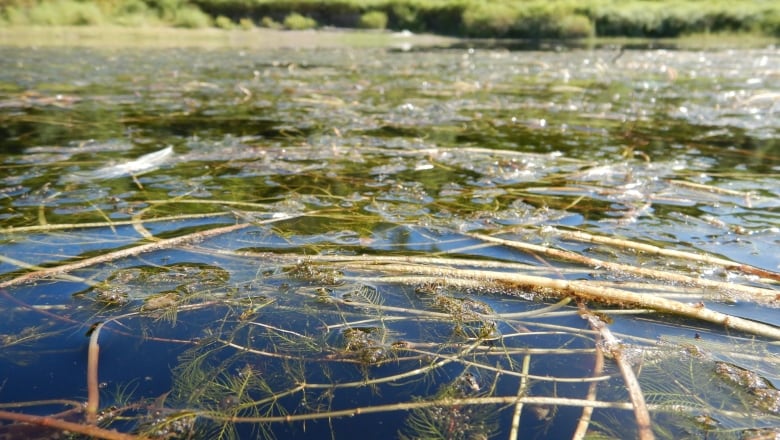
[508,354,531,440]
[0,222,252,290]
[0,211,230,234]
[86,322,105,425]
[0,410,143,440]
[326,261,780,339]
[584,312,654,440]
[549,226,780,282]
[572,306,606,440]
[469,232,779,302]
[220,250,780,339]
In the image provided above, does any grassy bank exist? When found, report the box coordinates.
[0,25,457,47]
[1,0,779,39]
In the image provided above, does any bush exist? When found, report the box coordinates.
[145,0,183,21]
[26,0,105,25]
[118,0,149,16]
[111,0,160,26]
[390,3,418,30]
[71,1,105,25]
[589,5,647,37]
[2,6,29,25]
[173,5,211,28]
[260,16,282,29]
[462,2,518,37]
[423,3,470,36]
[215,15,234,29]
[358,10,388,29]
[759,10,780,36]
[283,12,317,30]
[557,14,594,38]
[239,17,255,30]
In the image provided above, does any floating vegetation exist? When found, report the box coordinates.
[340,326,389,365]
[399,373,499,440]
[286,259,343,285]
[714,362,780,416]
[421,288,499,341]
[77,263,231,311]
[0,43,779,439]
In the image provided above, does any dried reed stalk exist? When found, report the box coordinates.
[572,307,605,440]
[584,311,654,440]
[0,410,143,440]
[509,354,532,440]
[469,232,779,303]
[327,260,780,340]
[86,322,104,425]
[548,227,780,282]
[0,212,229,234]
[0,222,252,289]
[229,249,780,338]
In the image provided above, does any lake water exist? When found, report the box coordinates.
[0,34,779,439]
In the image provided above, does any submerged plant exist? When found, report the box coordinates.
[399,372,498,440]
[340,326,388,365]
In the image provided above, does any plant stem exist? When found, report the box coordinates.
[584,312,654,440]
[572,306,605,440]
[86,322,104,425]
[329,261,780,339]
[0,222,252,290]
[0,410,143,440]
[469,232,779,303]
[508,353,531,440]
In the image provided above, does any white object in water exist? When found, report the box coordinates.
[75,145,174,180]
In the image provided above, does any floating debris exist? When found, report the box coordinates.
[69,145,174,180]
[715,362,780,415]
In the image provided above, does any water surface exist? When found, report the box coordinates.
[1,36,779,439]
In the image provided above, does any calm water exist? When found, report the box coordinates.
[0,37,779,439]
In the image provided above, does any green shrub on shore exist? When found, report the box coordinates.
[214,14,233,29]
[582,1,777,37]
[172,5,211,28]
[461,2,519,37]
[5,0,106,25]
[358,10,388,30]
[145,0,184,21]
[260,15,282,29]
[111,0,159,26]
[760,10,780,36]
[389,2,417,30]
[239,17,255,29]
[283,12,316,30]
[557,14,594,39]
[460,2,593,39]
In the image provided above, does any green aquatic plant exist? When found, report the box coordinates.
[286,259,343,285]
[0,203,778,439]
[399,372,499,440]
[340,326,389,365]
[419,287,499,341]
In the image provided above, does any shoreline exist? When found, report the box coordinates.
[0,26,776,50]
[0,25,457,49]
